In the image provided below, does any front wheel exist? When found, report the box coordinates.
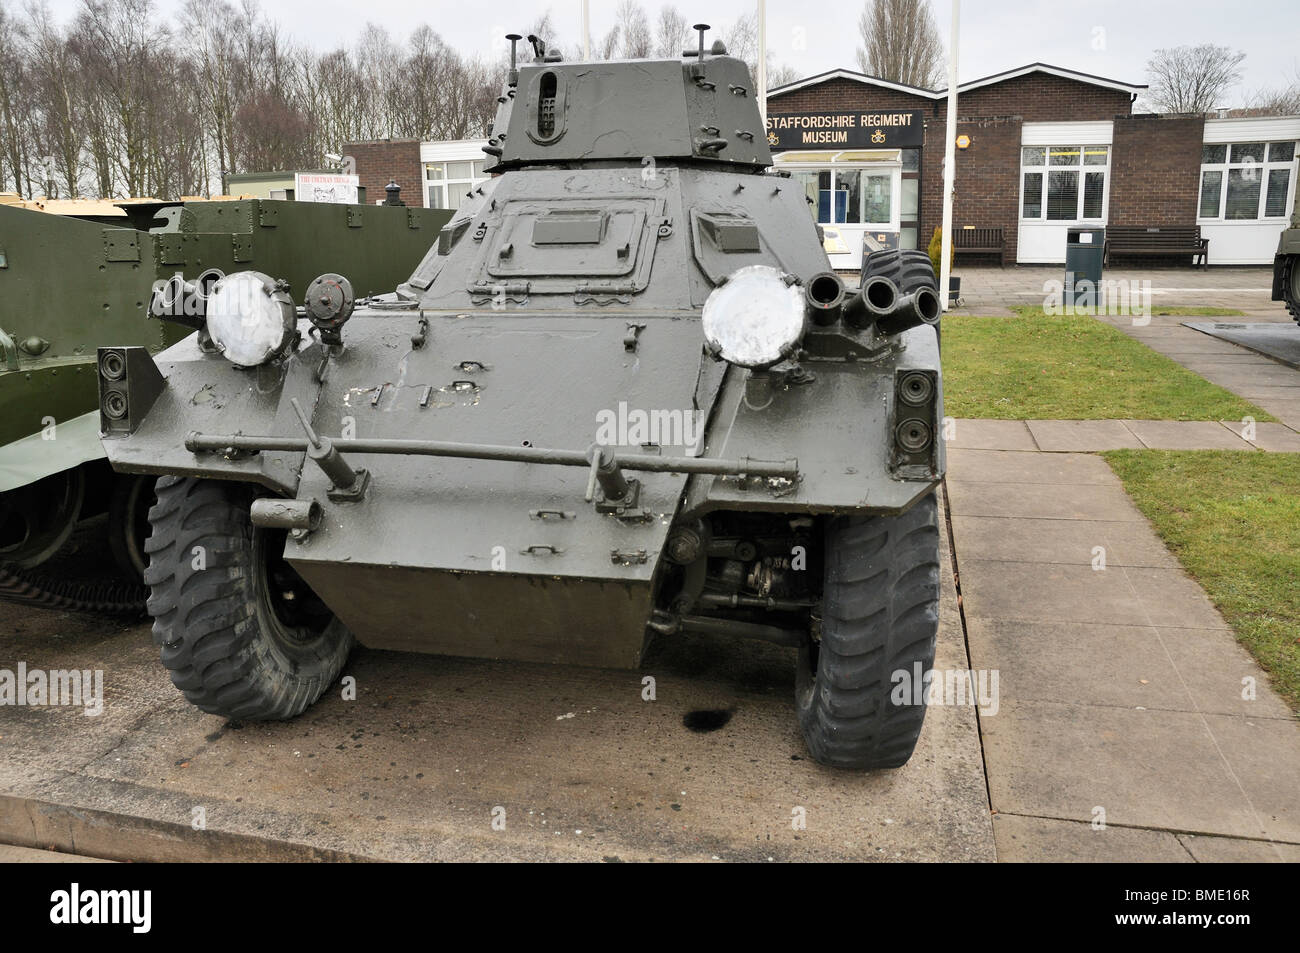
[1282,254,1300,325]
[796,493,941,769]
[144,476,353,720]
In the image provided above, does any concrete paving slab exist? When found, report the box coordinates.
[958,560,1228,629]
[1184,322,1300,369]
[1248,397,1300,426]
[948,515,1178,568]
[1177,833,1300,862]
[1177,354,1284,366]
[1120,420,1255,450]
[1221,421,1300,452]
[945,480,1144,521]
[1194,713,1300,844]
[0,498,995,863]
[946,419,1038,451]
[992,813,1192,862]
[1025,420,1143,452]
[980,699,1296,843]
[1192,368,1300,388]
[964,618,1292,719]
[947,449,1114,485]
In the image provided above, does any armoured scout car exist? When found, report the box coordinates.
[98,31,945,769]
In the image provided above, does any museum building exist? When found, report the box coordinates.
[346,62,1300,272]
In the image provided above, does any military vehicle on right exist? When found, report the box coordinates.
[1273,187,1300,324]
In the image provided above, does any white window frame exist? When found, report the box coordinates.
[424,159,489,211]
[1019,145,1110,224]
[1197,141,1297,223]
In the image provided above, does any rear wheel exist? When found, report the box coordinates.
[796,493,940,769]
[108,474,155,579]
[144,476,353,720]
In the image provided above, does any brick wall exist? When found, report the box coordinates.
[768,70,1139,262]
[343,139,423,207]
[1108,115,1204,226]
[921,117,1023,262]
[948,73,1132,123]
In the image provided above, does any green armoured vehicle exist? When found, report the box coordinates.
[1273,186,1300,323]
[99,29,945,769]
[0,195,451,612]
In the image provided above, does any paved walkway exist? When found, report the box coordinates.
[954,265,1275,313]
[1099,313,1300,429]
[949,417,1300,452]
[945,447,1300,861]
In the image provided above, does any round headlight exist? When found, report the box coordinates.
[702,265,805,368]
[204,271,296,367]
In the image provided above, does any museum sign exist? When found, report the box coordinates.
[765,110,926,151]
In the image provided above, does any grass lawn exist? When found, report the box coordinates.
[1103,450,1300,712]
[942,312,1273,420]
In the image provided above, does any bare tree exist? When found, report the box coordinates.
[855,0,944,89]
[1143,44,1245,114]
[25,1,83,196]
[768,62,801,90]
[1246,66,1300,117]
[0,0,35,195]
[616,0,651,58]
[654,4,689,58]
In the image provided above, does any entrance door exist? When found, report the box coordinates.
[788,163,901,271]
[831,167,900,271]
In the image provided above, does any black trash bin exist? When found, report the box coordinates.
[1065,226,1105,310]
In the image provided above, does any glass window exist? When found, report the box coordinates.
[1049,146,1081,166]
[901,178,919,218]
[901,149,920,172]
[1021,146,1045,166]
[1269,141,1296,162]
[1225,168,1262,219]
[790,171,820,220]
[1083,172,1105,218]
[425,163,445,180]
[1022,172,1043,218]
[427,183,447,209]
[900,226,917,250]
[1083,146,1108,166]
[812,169,834,223]
[1230,142,1266,164]
[1265,168,1291,217]
[446,161,474,180]
[1201,144,1227,164]
[1199,170,1223,218]
[861,172,892,224]
[836,169,863,223]
[1046,171,1079,220]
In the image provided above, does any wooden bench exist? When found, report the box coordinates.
[1103,225,1209,270]
[952,226,1006,267]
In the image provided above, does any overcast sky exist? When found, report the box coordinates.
[39,0,1300,104]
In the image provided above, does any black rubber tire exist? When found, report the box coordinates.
[108,474,155,580]
[796,492,941,769]
[860,248,939,294]
[144,476,353,720]
[1281,254,1300,325]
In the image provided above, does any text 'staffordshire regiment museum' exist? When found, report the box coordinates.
[349,61,1300,272]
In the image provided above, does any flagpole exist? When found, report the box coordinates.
[939,0,959,312]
